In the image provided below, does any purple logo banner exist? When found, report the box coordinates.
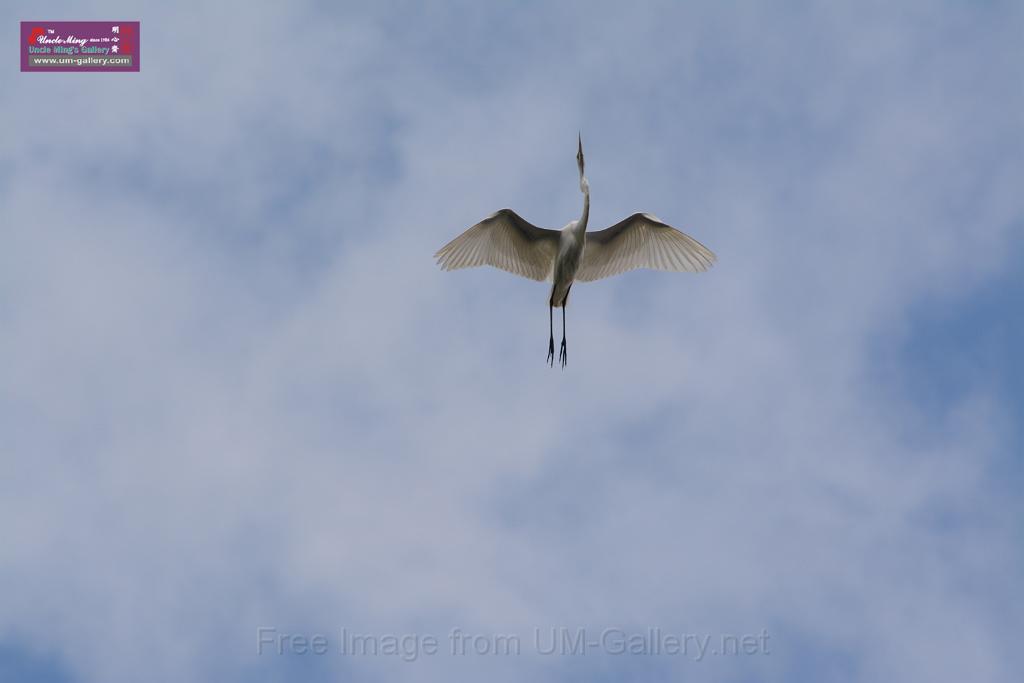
[21,21,140,72]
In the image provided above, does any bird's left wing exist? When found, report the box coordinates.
[576,213,715,282]
[435,208,560,282]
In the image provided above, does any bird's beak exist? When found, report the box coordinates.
[578,133,583,157]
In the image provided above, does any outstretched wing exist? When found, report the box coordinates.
[576,213,716,282]
[435,208,560,282]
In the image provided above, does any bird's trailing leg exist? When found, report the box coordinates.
[558,305,567,368]
[547,303,555,367]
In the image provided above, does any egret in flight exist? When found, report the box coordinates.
[435,135,716,368]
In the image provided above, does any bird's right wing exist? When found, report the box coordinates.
[577,213,716,282]
[435,208,560,282]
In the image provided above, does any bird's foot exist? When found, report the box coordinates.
[558,339,567,369]
[547,338,555,367]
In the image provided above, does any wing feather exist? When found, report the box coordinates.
[576,213,715,282]
[435,209,560,282]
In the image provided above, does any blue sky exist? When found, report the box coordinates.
[2,1,1022,681]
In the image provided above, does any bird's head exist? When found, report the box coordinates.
[576,133,585,177]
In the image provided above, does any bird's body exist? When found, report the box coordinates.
[551,178,589,308]
[435,135,715,367]
[550,225,584,308]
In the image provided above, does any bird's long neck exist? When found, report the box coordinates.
[576,177,590,235]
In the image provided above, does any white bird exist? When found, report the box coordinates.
[435,135,716,368]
